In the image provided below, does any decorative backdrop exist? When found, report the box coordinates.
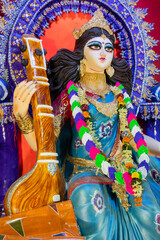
[0,0,159,216]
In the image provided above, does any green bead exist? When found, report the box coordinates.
[115,172,124,185]
[129,119,139,130]
[118,84,124,90]
[128,167,136,174]
[124,97,132,104]
[71,101,81,111]
[137,145,148,157]
[68,85,78,94]
[79,126,89,139]
[95,154,105,168]
[138,172,143,180]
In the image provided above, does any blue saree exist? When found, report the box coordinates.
[54,88,160,240]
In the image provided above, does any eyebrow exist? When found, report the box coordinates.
[104,43,114,48]
[104,43,113,46]
[87,41,102,45]
[87,40,113,46]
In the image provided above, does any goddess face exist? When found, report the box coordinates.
[83,36,114,73]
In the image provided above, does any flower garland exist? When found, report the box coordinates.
[66,81,150,207]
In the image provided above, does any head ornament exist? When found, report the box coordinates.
[73,9,113,40]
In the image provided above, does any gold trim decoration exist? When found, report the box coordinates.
[67,154,97,168]
[53,114,61,140]
[106,66,115,77]
[112,182,131,212]
[79,59,86,77]
[73,9,113,40]
[86,95,118,118]
[16,113,34,134]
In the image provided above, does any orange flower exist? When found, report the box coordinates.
[83,111,91,118]
[125,163,133,169]
[135,202,142,207]
[117,96,123,103]
[122,136,130,143]
[134,197,142,203]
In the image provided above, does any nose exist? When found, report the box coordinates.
[100,48,106,58]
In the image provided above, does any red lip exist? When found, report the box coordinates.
[99,58,106,61]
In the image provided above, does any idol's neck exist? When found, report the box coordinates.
[80,72,107,93]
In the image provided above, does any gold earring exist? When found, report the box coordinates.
[80,60,86,77]
[106,66,115,77]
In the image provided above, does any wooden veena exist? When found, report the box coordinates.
[4,35,65,215]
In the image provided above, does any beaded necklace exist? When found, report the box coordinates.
[67,80,149,207]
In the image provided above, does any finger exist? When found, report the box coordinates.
[25,86,37,103]
[13,82,33,117]
[16,81,34,100]
[13,90,33,118]
[21,83,37,102]
[14,80,27,97]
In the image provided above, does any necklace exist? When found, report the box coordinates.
[86,94,117,118]
[66,80,149,208]
[79,72,117,118]
[80,72,110,98]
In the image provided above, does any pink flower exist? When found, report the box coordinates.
[137,139,147,149]
[123,172,132,184]
[127,112,137,124]
[115,82,121,87]
[76,119,87,131]
[90,146,100,160]
[67,81,74,90]
[126,185,135,195]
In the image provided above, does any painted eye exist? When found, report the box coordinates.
[88,44,101,50]
[105,45,113,52]
[87,41,101,50]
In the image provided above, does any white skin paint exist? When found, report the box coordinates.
[83,36,114,73]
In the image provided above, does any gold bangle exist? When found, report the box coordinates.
[16,113,34,134]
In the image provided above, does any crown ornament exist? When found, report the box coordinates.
[73,9,113,40]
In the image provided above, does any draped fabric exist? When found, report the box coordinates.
[53,86,160,240]
[69,158,160,240]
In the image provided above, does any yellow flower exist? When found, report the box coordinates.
[131,172,139,179]
[118,101,126,107]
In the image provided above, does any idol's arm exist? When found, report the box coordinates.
[23,131,37,152]
[129,132,160,158]
[144,134,160,158]
[13,80,37,152]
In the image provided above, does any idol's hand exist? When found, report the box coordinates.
[144,134,160,158]
[13,80,37,119]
